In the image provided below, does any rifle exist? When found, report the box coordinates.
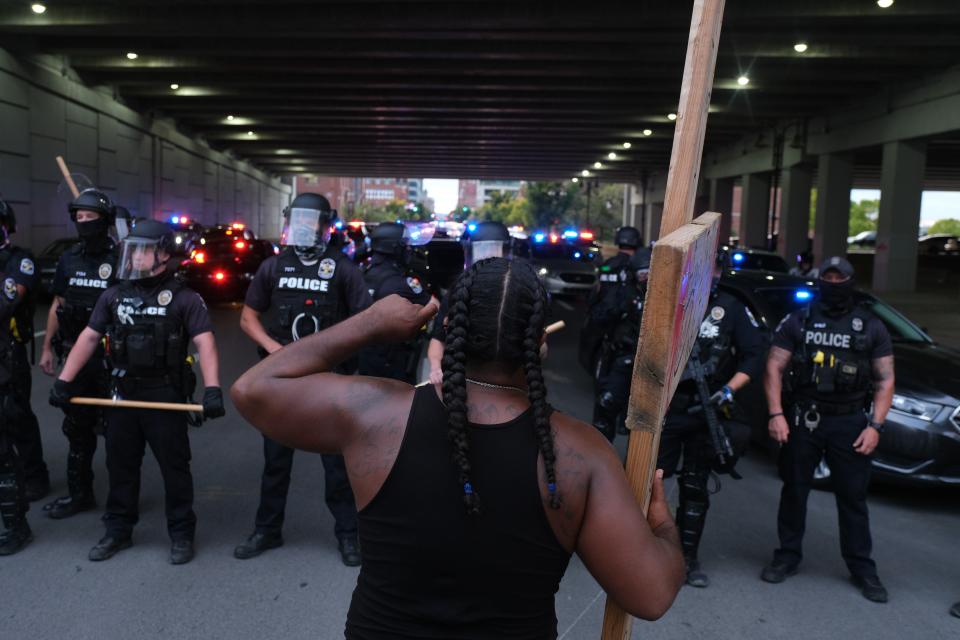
[684,340,734,465]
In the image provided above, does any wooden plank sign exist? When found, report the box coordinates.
[600,0,726,636]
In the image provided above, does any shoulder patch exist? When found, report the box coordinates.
[318,258,337,280]
[3,277,16,300]
[19,258,34,275]
[99,263,113,280]
[852,317,863,332]
[406,276,423,295]
[743,306,760,328]
[710,306,725,321]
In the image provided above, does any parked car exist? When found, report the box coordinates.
[526,229,600,297]
[917,234,960,257]
[847,230,877,248]
[724,246,790,273]
[720,269,960,487]
[177,225,274,302]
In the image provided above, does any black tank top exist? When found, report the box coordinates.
[346,384,572,639]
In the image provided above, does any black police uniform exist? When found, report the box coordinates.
[87,273,213,543]
[244,245,372,541]
[660,290,765,571]
[0,263,34,553]
[591,259,647,441]
[359,255,431,383]
[0,244,48,499]
[580,250,634,374]
[771,302,891,579]
[48,242,117,512]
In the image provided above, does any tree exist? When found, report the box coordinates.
[849,198,879,236]
[526,181,581,228]
[928,218,960,236]
[477,189,516,222]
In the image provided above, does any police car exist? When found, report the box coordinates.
[724,246,790,273]
[721,269,960,487]
[526,229,600,297]
[177,224,274,301]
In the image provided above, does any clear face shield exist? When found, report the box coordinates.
[466,240,506,266]
[118,237,168,281]
[282,207,333,261]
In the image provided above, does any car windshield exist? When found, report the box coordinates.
[750,286,931,344]
[731,252,789,273]
[531,243,597,261]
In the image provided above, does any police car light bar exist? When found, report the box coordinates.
[533,232,546,243]
[795,289,812,301]
[579,230,594,240]
[562,229,578,239]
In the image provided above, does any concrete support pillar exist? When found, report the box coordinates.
[740,173,770,248]
[873,140,926,292]
[709,177,735,244]
[813,152,853,263]
[777,165,813,263]
[645,203,664,243]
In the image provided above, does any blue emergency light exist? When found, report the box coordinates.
[574,251,581,259]
[733,252,745,263]
[795,289,812,301]
[467,223,477,232]
[533,232,546,243]
[335,220,343,229]
[562,229,578,239]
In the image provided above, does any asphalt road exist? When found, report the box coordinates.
[1,298,957,640]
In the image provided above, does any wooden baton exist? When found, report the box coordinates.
[70,397,204,413]
[55,156,81,198]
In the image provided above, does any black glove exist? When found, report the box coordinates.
[49,378,77,409]
[202,386,225,419]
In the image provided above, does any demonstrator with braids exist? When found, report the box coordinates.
[232,257,684,638]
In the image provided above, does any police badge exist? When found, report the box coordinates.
[852,317,863,332]
[99,263,112,280]
[406,276,423,295]
[318,258,337,280]
[710,306,725,321]
[157,289,173,306]
[19,258,34,275]
[3,277,16,300]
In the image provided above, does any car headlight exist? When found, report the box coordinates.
[890,394,942,422]
[537,267,549,277]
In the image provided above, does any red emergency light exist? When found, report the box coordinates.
[214,271,226,282]
[580,230,594,241]
[192,250,206,264]
[234,240,246,250]
[549,233,559,243]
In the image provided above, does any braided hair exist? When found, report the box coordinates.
[440,258,560,515]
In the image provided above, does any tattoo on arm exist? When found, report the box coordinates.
[872,356,894,383]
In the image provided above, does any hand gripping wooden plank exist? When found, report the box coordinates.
[600,0,726,636]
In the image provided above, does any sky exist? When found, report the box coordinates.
[851,189,960,226]
[423,179,459,213]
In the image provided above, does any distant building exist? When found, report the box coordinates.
[458,179,480,211]
[479,180,522,204]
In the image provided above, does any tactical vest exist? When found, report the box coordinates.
[677,293,736,393]
[56,244,117,347]
[609,282,646,352]
[267,248,344,344]
[790,304,873,405]
[0,246,34,345]
[105,279,188,382]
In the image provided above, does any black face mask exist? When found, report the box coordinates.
[76,218,110,252]
[819,278,855,313]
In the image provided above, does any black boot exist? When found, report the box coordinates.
[89,534,132,561]
[0,522,32,556]
[950,602,960,619]
[852,574,888,603]
[677,469,710,585]
[24,475,50,502]
[685,557,710,588]
[338,535,362,567]
[233,530,284,560]
[170,539,195,565]
[46,494,97,519]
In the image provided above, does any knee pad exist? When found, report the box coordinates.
[679,470,710,508]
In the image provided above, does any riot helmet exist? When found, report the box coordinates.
[463,221,511,267]
[68,189,115,250]
[117,218,175,282]
[0,199,15,247]
[369,222,409,264]
[282,192,337,262]
[614,226,641,250]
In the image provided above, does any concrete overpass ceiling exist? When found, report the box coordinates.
[3,0,960,180]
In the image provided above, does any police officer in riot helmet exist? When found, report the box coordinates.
[659,247,765,587]
[0,198,47,554]
[359,223,433,383]
[51,218,225,564]
[591,247,651,441]
[763,256,894,603]
[789,251,819,278]
[234,192,371,566]
[427,221,514,384]
[38,189,118,520]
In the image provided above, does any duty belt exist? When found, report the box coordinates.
[794,397,863,416]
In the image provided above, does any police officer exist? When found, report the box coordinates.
[580,226,641,386]
[789,250,819,278]
[0,199,41,555]
[426,221,512,384]
[763,256,894,603]
[591,247,651,441]
[359,223,433,383]
[39,189,118,519]
[659,249,765,587]
[51,219,225,565]
[234,193,371,566]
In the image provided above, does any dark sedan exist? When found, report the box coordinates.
[177,229,275,302]
[722,269,960,486]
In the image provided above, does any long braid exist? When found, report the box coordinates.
[515,263,561,509]
[442,262,481,515]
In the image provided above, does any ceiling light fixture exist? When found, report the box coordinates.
[572,177,579,183]
[246,131,254,136]
[170,83,180,90]
[877,0,893,7]
[581,169,590,177]
[667,113,677,121]
[227,114,235,121]
[642,129,653,136]
[31,4,46,14]
[794,42,808,53]
[607,152,617,160]
[126,52,138,60]
[593,161,602,169]
[622,141,632,149]
[737,75,750,86]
